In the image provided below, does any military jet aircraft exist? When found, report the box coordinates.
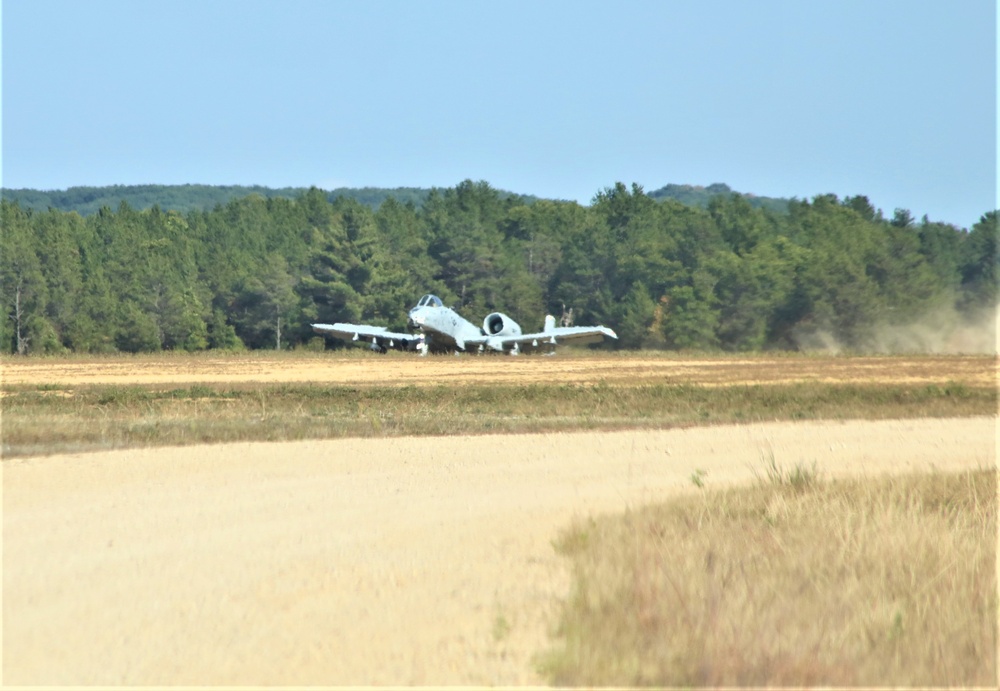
[311,293,617,355]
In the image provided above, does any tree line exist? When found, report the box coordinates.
[1,180,995,354]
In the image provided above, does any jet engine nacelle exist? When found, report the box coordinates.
[483,312,522,337]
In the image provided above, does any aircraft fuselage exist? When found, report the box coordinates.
[407,295,485,352]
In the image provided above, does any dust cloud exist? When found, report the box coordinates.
[795,303,999,355]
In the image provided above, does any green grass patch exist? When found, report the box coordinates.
[2,380,995,458]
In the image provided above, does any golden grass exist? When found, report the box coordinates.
[539,467,998,687]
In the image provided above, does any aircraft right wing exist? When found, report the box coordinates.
[467,315,617,353]
[311,323,422,352]
[506,324,618,351]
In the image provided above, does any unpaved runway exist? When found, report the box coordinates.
[2,353,994,388]
[4,418,996,685]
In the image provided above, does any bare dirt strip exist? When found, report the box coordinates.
[4,417,995,685]
[1,353,995,388]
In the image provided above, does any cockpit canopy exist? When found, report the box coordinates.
[415,294,444,308]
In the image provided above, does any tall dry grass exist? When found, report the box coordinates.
[540,468,997,687]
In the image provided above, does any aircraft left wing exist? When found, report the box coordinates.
[311,322,422,352]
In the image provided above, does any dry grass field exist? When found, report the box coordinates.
[2,352,997,685]
[541,467,996,686]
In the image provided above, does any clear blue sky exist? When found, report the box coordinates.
[2,0,996,228]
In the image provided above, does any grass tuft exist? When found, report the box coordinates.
[755,450,820,491]
[690,468,707,489]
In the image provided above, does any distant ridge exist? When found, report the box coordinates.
[649,183,791,214]
[0,184,434,216]
[1,181,790,217]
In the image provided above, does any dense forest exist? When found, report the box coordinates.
[1,180,996,354]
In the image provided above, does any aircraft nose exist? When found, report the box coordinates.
[407,308,423,330]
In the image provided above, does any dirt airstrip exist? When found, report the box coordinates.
[1,352,995,388]
[3,354,997,685]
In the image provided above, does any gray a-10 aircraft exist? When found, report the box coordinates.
[312,294,617,355]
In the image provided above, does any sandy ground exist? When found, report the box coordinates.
[4,417,996,686]
[1,353,994,388]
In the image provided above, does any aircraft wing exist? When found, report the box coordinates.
[467,324,618,353]
[311,322,421,352]
[518,325,618,349]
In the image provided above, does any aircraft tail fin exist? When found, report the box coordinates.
[543,315,556,333]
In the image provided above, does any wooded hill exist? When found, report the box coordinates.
[1,184,435,216]
[1,180,995,354]
[2,182,772,216]
[649,183,790,214]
